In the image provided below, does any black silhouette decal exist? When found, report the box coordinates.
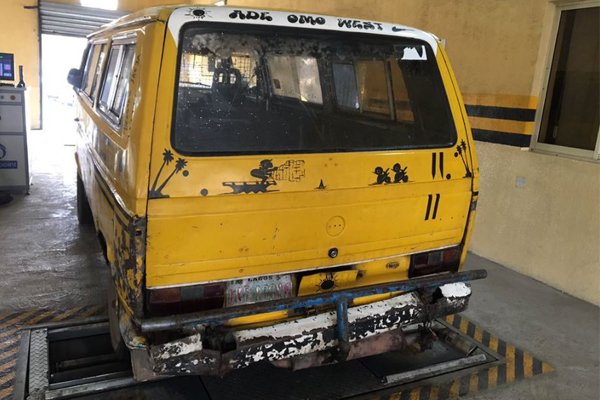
[373,166,391,184]
[455,140,473,178]
[373,163,409,185]
[425,193,441,220]
[316,179,327,190]
[432,152,447,180]
[392,163,409,183]
[223,160,305,194]
[250,159,277,183]
[149,149,189,199]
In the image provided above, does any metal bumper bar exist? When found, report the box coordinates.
[129,270,487,378]
[138,269,488,333]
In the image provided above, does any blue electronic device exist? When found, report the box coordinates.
[0,53,15,82]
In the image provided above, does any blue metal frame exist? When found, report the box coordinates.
[139,269,487,333]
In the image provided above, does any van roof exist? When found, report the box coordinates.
[94,5,439,51]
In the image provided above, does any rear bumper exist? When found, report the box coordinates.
[127,270,486,378]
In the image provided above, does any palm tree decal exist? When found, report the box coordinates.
[149,149,189,198]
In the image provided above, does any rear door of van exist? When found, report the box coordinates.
[144,14,477,310]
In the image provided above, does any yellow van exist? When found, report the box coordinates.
[68,5,485,379]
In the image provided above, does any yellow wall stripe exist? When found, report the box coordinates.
[462,94,538,110]
[469,116,535,135]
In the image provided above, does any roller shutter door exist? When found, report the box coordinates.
[39,1,126,37]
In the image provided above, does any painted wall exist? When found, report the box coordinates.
[1,1,41,129]
[222,0,600,305]
[470,142,600,305]
[1,0,598,304]
[230,0,545,99]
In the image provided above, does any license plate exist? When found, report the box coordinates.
[225,274,295,307]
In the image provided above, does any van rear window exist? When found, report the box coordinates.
[173,25,456,155]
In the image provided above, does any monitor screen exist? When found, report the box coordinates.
[0,53,15,81]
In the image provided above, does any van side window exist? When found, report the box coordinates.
[332,59,417,123]
[99,43,136,124]
[82,44,103,100]
[89,44,107,101]
[267,56,323,105]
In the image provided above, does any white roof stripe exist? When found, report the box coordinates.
[167,6,438,52]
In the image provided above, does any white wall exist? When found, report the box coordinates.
[470,141,600,305]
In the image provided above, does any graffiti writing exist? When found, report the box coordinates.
[229,9,273,21]
[337,19,383,31]
[287,14,326,25]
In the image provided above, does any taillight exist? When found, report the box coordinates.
[147,283,226,316]
[147,274,297,316]
[409,246,461,277]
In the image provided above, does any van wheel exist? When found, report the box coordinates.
[108,280,128,359]
[77,174,93,225]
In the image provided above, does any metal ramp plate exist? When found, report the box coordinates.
[7,313,553,400]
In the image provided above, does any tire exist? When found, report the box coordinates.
[107,279,128,359]
[77,174,93,225]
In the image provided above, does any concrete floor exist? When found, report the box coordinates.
[0,129,598,399]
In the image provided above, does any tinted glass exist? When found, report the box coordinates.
[100,46,121,107]
[111,45,135,117]
[89,44,106,99]
[173,26,456,155]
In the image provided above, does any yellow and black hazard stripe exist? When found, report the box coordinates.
[463,94,538,147]
[0,305,104,400]
[380,314,553,400]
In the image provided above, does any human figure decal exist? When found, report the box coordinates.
[373,163,409,185]
[223,159,305,194]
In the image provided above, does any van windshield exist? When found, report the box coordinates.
[173,25,456,155]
